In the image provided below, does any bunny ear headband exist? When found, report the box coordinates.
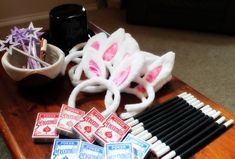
[68,52,145,117]
[64,28,175,118]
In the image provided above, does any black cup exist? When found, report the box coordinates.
[49,4,88,54]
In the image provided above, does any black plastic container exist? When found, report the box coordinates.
[49,4,89,53]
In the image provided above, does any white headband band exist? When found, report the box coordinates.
[68,77,121,117]
[68,52,145,117]
[64,28,175,118]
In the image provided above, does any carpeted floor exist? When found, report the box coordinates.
[0,136,12,159]
[87,8,235,113]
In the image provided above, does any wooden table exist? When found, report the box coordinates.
[0,23,235,159]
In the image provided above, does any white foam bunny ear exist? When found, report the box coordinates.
[109,53,145,90]
[104,44,141,107]
[151,51,175,92]
[66,28,126,88]
[135,51,175,94]
[82,48,107,79]
[69,32,107,53]
[104,50,157,109]
[122,51,175,114]
[141,51,160,68]
[75,48,108,93]
[63,33,107,76]
[69,48,108,93]
[104,53,145,111]
[83,32,107,51]
[111,33,140,71]
[104,53,144,116]
[101,28,126,71]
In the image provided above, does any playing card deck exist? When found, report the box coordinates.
[56,104,85,137]
[78,141,104,159]
[123,134,151,159]
[34,108,135,158]
[32,112,59,142]
[94,113,130,145]
[51,139,81,159]
[73,107,105,143]
[105,142,134,159]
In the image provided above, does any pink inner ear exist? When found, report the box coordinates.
[136,85,146,93]
[145,65,162,83]
[91,41,100,50]
[102,43,118,61]
[113,66,131,86]
[89,59,101,77]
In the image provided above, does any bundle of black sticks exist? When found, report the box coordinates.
[124,92,233,159]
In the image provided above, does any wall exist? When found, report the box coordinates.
[0,0,97,27]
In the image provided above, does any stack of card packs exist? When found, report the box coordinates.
[51,139,104,159]
[32,112,59,142]
[56,104,85,137]
[73,107,105,143]
[32,106,153,159]
[94,113,130,145]
[50,136,151,159]
[32,106,130,145]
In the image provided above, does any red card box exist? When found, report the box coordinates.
[32,112,59,142]
[94,113,130,145]
[73,107,105,143]
[56,104,85,137]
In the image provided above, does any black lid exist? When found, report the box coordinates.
[50,4,85,20]
[47,3,90,54]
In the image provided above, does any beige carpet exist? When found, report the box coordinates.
[87,8,235,113]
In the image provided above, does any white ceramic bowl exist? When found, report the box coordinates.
[1,44,65,85]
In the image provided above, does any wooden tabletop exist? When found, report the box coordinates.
[0,23,235,159]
